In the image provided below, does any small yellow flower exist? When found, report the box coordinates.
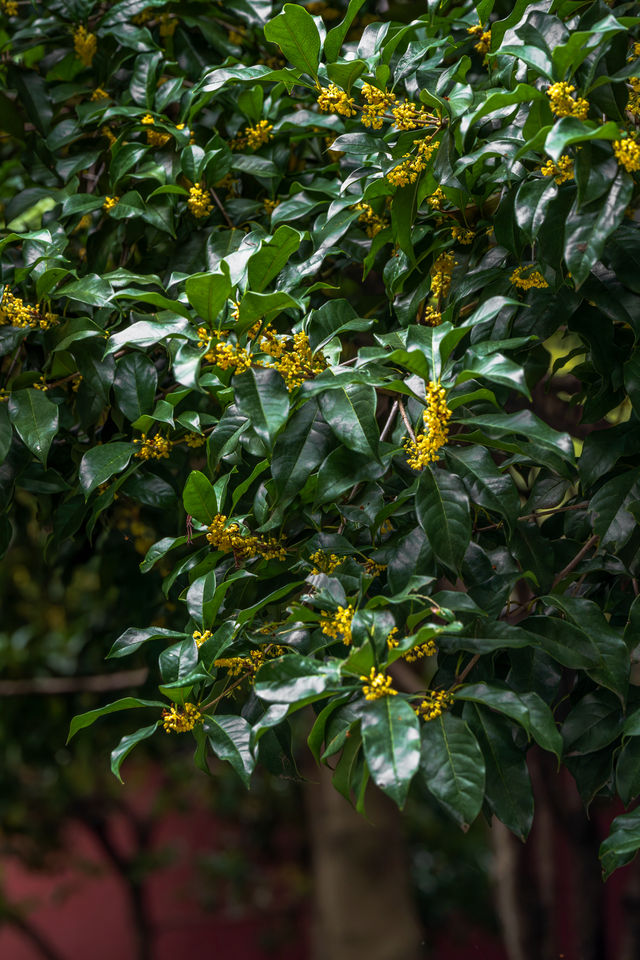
[193,629,212,647]
[205,341,252,374]
[404,381,452,471]
[392,100,431,131]
[73,25,97,67]
[90,87,109,101]
[133,434,171,460]
[613,136,640,173]
[355,202,388,238]
[162,702,202,733]
[1,1,18,16]
[183,432,206,448]
[361,668,397,701]
[430,251,457,298]
[510,265,549,290]
[309,550,344,575]
[246,120,273,150]
[415,689,454,721]
[451,225,475,245]
[360,82,396,129]
[103,195,119,213]
[541,155,574,184]
[317,83,356,118]
[187,183,213,218]
[422,306,442,327]
[546,82,588,120]
[320,605,355,645]
[386,139,438,187]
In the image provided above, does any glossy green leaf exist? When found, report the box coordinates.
[182,470,218,524]
[206,715,255,787]
[8,389,59,465]
[361,697,421,808]
[264,3,321,77]
[419,713,485,830]
[234,366,290,451]
[68,697,165,742]
[416,467,471,574]
[78,442,135,497]
[111,722,159,783]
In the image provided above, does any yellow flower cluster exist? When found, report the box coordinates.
[73,25,97,67]
[546,82,588,121]
[91,88,109,101]
[320,604,355,645]
[206,513,286,561]
[1,1,18,15]
[187,183,213,218]
[613,136,640,173]
[0,388,9,402]
[214,644,288,678]
[387,627,399,649]
[426,186,445,210]
[162,702,202,733]
[392,101,431,131]
[246,120,273,150]
[103,195,119,213]
[405,640,438,663]
[510,265,549,290]
[430,251,457,298]
[541,155,574,184]
[205,341,252,374]
[193,629,212,647]
[415,689,454,721]
[404,381,452,471]
[102,125,116,145]
[355,202,388,238]
[133,434,171,460]
[361,668,397,701]
[183,432,206,448]
[260,328,326,391]
[451,225,475,245]
[0,288,58,330]
[309,550,344,574]
[363,558,387,577]
[361,83,396,129]
[264,197,279,214]
[317,83,356,117]
[386,139,438,187]
[467,24,491,56]
[423,306,442,327]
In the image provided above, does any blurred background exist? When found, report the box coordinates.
[0,486,638,960]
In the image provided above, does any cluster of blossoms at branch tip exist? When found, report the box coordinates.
[613,136,640,174]
[320,605,355,645]
[206,514,286,561]
[363,558,387,577]
[0,288,58,330]
[360,83,396,129]
[214,645,288,678]
[317,83,356,117]
[162,702,201,733]
[103,196,119,213]
[422,306,442,327]
[205,340,252,374]
[90,87,109,101]
[415,690,454,722]
[392,100,432,131]
[1,1,18,15]
[405,640,438,663]
[404,381,452,471]
[355,202,388,238]
[133,434,171,460]
[259,328,326,391]
[264,197,279,214]
[192,630,211,648]
[309,550,344,575]
[386,139,438,188]
[451,225,475,245]
[361,669,397,701]
[546,82,588,121]
[73,25,97,66]
[466,23,491,57]
[510,265,549,291]
[431,251,457,298]
[102,125,116,145]
[141,114,171,146]
[426,186,445,210]
[541,155,574,184]
[187,183,212,218]
[246,120,273,150]
[183,432,205,448]
[0,388,9,402]
[387,627,400,648]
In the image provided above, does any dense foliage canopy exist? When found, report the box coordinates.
[2,0,640,879]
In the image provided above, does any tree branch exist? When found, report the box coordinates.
[0,668,148,696]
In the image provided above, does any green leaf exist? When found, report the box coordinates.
[271,399,334,505]
[600,808,640,879]
[468,704,534,840]
[264,3,321,77]
[545,118,620,162]
[107,627,187,659]
[254,656,342,703]
[206,715,255,787]
[247,225,303,293]
[111,722,159,782]
[113,352,157,422]
[419,713,485,830]
[455,410,575,462]
[185,265,231,324]
[8,389,59,465]
[234,366,290,451]
[324,0,367,61]
[186,571,217,629]
[360,697,421,808]
[616,738,640,806]
[319,382,379,459]
[457,683,562,759]
[444,447,520,530]
[562,691,623,755]
[68,697,164,742]
[416,467,471,574]
[78,442,135,497]
[564,169,633,287]
[182,470,218,524]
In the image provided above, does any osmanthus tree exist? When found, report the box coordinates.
[2,0,640,879]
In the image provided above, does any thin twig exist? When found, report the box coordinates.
[551,534,599,590]
[475,501,589,532]
[397,398,416,442]
[380,400,399,442]
[209,188,234,229]
[456,653,480,684]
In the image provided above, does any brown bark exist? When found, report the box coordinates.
[306,764,423,960]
